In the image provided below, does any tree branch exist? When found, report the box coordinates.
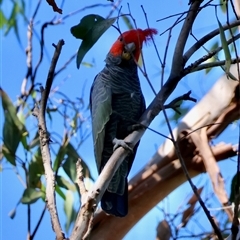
[33,39,65,240]
[183,19,240,64]
[69,159,96,240]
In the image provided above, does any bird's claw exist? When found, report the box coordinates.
[112,138,133,153]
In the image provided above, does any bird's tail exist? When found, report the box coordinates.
[101,179,128,217]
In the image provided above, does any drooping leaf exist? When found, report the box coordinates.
[2,145,15,165]
[62,155,77,183]
[8,208,17,219]
[8,199,21,219]
[122,15,134,30]
[62,143,93,183]
[4,2,21,42]
[29,149,44,188]
[21,188,45,204]
[29,131,40,149]
[1,88,28,165]
[64,191,77,233]
[70,14,116,68]
[55,185,66,200]
[53,134,69,171]
[56,175,77,191]
[205,41,219,74]
[219,0,226,13]
[0,10,7,29]
[81,62,94,68]
[216,17,232,77]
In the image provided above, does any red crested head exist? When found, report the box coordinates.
[109,28,158,61]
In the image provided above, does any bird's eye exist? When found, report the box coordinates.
[119,37,123,42]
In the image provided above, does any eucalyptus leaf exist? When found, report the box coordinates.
[29,149,44,188]
[8,208,17,219]
[21,188,44,204]
[1,88,28,165]
[55,185,66,200]
[71,14,116,68]
[64,191,75,233]
[56,175,77,191]
[217,17,231,77]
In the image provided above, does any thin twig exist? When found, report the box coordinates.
[183,34,240,75]
[30,204,47,239]
[186,58,240,73]
[183,19,240,64]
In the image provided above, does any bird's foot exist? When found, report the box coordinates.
[112,138,133,153]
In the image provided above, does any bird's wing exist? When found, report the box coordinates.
[90,74,112,172]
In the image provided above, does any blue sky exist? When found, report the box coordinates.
[1,0,238,239]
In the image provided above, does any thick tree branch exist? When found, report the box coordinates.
[170,0,203,79]
[91,143,237,240]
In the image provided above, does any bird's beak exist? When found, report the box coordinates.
[122,42,136,60]
[124,42,136,53]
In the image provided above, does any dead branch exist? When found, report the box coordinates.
[187,128,232,220]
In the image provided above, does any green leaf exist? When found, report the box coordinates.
[53,136,69,171]
[2,145,15,165]
[56,175,77,191]
[70,14,116,68]
[0,10,7,29]
[29,131,40,149]
[1,88,28,165]
[81,62,94,68]
[4,2,21,42]
[55,185,66,200]
[29,149,44,188]
[219,0,226,13]
[122,15,134,30]
[21,188,44,204]
[64,191,76,233]
[205,41,219,74]
[8,208,17,219]
[216,17,231,77]
[62,143,93,183]
[63,192,78,234]
[62,155,77,183]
